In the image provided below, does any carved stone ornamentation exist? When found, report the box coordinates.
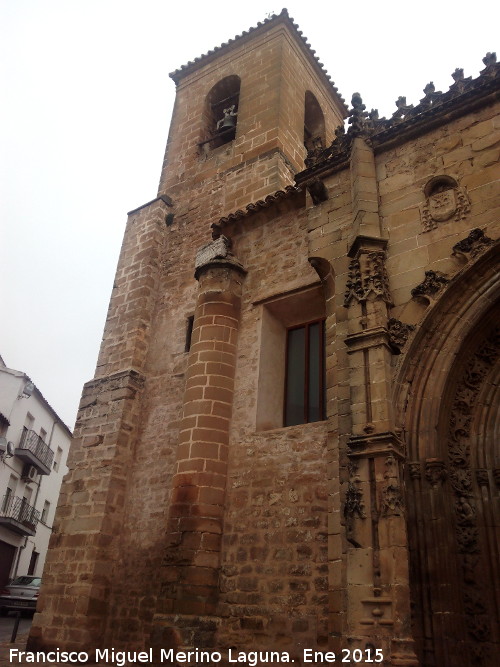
[452,228,494,261]
[408,462,421,480]
[446,326,500,651]
[301,54,500,174]
[411,270,449,300]
[344,251,392,307]
[194,233,246,280]
[380,483,405,517]
[345,459,366,524]
[387,318,415,353]
[481,51,498,76]
[424,459,447,488]
[475,469,489,487]
[420,176,471,232]
[306,177,328,205]
[344,481,366,521]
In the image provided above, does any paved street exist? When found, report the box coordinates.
[0,614,32,643]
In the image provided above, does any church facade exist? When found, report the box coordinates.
[28,11,499,667]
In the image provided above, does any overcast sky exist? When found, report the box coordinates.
[0,0,498,429]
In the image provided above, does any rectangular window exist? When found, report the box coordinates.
[28,551,39,576]
[53,446,63,471]
[41,500,50,523]
[284,319,325,426]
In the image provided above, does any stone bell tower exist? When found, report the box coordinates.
[28,9,347,655]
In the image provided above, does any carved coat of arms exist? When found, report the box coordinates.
[428,189,457,222]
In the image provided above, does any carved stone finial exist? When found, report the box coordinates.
[420,82,442,108]
[348,92,373,138]
[392,96,414,123]
[482,51,497,71]
[452,68,464,82]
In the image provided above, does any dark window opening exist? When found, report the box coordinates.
[304,91,326,154]
[28,551,39,576]
[201,76,241,150]
[284,319,326,426]
[185,316,194,352]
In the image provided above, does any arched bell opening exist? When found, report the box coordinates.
[394,244,500,667]
[304,91,325,154]
[202,75,241,150]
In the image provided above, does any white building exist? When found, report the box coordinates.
[0,356,72,586]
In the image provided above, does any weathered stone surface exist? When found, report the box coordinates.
[30,13,500,667]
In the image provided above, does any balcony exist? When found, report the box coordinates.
[0,495,40,536]
[15,428,54,475]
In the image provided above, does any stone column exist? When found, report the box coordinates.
[152,234,245,649]
[342,138,418,666]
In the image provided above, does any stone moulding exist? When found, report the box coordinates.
[194,234,246,280]
[345,327,393,354]
[347,431,405,460]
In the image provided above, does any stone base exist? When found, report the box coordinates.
[390,638,419,666]
[149,614,221,666]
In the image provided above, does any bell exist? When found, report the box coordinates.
[216,105,237,132]
[219,114,237,130]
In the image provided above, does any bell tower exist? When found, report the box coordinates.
[27,9,347,658]
[158,9,346,220]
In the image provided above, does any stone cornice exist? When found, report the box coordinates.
[297,53,500,182]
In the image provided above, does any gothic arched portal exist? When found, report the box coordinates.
[395,245,500,667]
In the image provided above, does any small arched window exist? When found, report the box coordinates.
[304,91,325,153]
[203,75,241,150]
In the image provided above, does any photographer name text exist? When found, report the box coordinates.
[10,648,384,665]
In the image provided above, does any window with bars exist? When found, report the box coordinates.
[284,319,326,426]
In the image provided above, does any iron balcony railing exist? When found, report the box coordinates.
[0,494,40,532]
[18,427,54,471]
